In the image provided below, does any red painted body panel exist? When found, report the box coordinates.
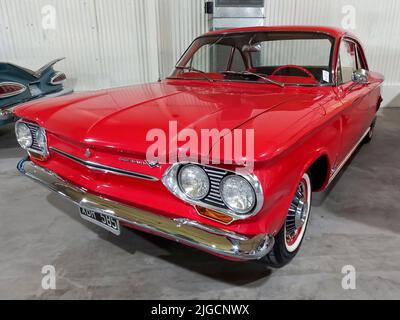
[14,26,384,239]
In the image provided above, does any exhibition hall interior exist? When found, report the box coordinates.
[0,0,399,301]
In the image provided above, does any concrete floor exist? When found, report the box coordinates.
[0,108,400,300]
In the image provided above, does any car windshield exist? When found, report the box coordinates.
[170,31,335,86]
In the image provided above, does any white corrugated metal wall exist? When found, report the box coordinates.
[157,0,208,78]
[0,0,398,105]
[0,0,207,91]
[0,0,164,90]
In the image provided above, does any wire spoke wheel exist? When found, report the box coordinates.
[284,174,311,253]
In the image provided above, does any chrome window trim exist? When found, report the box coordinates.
[0,82,27,99]
[162,162,264,222]
[50,147,159,182]
[335,36,367,87]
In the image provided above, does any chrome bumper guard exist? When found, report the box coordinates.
[17,159,274,260]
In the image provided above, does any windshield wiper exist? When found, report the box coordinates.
[174,66,214,82]
[222,71,285,88]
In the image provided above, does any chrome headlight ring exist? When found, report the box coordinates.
[15,121,33,149]
[15,120,49,157]
[162,162,264,222]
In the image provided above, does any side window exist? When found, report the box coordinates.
[338,40,357,84]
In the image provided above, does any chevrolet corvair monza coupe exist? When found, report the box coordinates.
[14,26,383,267]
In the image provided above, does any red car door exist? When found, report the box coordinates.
[335,39,373,165]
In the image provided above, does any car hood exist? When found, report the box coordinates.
[14,81,324,159]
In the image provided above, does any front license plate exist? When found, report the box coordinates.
[79,207,121,235]
[29,84,42,97]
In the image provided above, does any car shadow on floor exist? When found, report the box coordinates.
[46,193,272,286]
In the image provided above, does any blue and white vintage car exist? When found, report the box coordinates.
[0,58,72,126]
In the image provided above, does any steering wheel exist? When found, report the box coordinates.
[272,65,318,82]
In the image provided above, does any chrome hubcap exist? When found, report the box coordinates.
[285,180,308,243]
[295,199,308,229]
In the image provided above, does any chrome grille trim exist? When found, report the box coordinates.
[50,147,159,182]
[209,191,221,197]
[202,166,227,208]
[25,123,41,151]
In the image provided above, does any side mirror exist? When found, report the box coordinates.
[352,69,369,84]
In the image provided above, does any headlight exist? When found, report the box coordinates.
[15,122,33,149]
[220,175,256,214]
[162,163,263,224]
[178,165,210,200]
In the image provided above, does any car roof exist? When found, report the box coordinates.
[203,25,355,40]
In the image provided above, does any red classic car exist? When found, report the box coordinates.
[14,26,383,267]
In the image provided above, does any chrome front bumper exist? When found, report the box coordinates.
[17,159,274,261]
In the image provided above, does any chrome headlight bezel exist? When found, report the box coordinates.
[162,162,264,222]
[15,120,49,157]
[15,121,33,150]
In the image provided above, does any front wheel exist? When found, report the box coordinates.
[263,172,312,268]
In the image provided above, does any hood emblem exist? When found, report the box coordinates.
[118,157,159,168]
[85,148,91,158]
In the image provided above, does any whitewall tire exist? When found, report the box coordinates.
[263,172,312,268]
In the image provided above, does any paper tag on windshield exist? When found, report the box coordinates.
[322,70,330,83]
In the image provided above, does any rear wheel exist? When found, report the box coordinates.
[263,172,312,268]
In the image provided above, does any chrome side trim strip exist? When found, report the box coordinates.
[17,159,274,261]
[328,128,370,185]
[50,147,159,182]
